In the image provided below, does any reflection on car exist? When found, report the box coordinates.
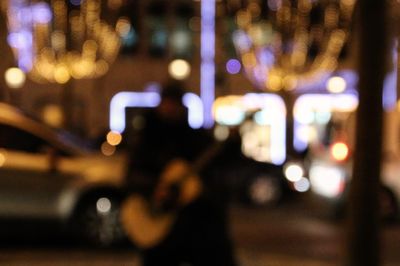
[0,103,127,246]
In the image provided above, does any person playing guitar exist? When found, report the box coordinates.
[121,81,237,266]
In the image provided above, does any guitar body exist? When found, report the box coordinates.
[121,159,203,249]
[120,195,175,249]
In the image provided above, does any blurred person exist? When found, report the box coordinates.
[121,80,237,266]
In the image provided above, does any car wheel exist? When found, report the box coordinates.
[247,175,282,206]
[74,195,126,247]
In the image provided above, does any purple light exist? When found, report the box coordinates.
[110,91,204,132]
[253,65,267,85]
[201,0,216,128]
[233,30,252,52]
[8,0,36,72]
[144,82,161,93]
[18,7,33,24]
[226,59,241,74]
[258,48,275,67]
[32,3,52,24]
[70,0,82,6]
[268,0,282,11]
[18,55,33,72]
[383,43,398,111]
[7,33,29,49]
[110,92,161,133]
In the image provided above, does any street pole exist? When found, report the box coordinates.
[345,1,388,265]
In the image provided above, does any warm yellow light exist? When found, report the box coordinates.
[4,67,26,89]
[42,104,63,128]
[283,75,297,90]
[168,59,191,80]
[248,2,261,18]
[54,64,70,84]
[213,125,230,141]
[15,1,121,84]
[242,52,257,68]
[101,141,116,156]
[331,142,349,161]
[327,76,346,93]
[95,60,109,76]
[236,10,251,28]
[116,17,131,37]
[106,131,122,146]
[266,75,282,91]
[0,152,5,167]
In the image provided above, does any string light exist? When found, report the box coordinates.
[233,0,355,92]
[5,0,121,84]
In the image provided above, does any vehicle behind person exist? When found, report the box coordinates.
[0,103,128,246]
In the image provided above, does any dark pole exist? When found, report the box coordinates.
[345,0,388,265]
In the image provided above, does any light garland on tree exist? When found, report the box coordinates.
[233,0,356,93]
[5,0,121,84]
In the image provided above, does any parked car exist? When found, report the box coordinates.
[0,103,128,246]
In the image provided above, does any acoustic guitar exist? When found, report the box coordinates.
[120,141,223,249]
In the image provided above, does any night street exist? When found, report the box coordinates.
[1,196,400,266]
[0,1,398,266]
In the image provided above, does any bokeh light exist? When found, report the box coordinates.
[0,152,5,167]
[106,131,122,146]
[32,2,53,23]
[101,141,116,156]
[96,197,112,214]
[284,163,304,182]
[294,177,310,192]
[327,76,347,93]
[213,125,230,141]
[42,104,63,128]
[168,59,191,80]
[116,18,131,38]
[331,142,349,161]
[226,59,241,74]
[54,65,71,84]
[4,67,26,89]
